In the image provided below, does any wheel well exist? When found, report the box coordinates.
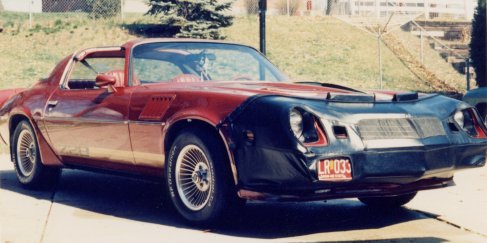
[10,115,29,134]
[9,114,29,160]
[165,119,225,154]
[164,119,236,183]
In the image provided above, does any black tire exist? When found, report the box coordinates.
[165,128,243,224]
[358,192,417,208]
[12,120,60,189]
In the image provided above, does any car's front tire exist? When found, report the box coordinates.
[166,128,242,224]
[12,121,60,188]
[358,192,417,208]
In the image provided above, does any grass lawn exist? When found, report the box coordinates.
[0,12,465,92]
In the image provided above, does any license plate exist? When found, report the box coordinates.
[317,158,352,181]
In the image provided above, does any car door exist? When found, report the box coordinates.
[43,50,135,168]
[127,58,185,170]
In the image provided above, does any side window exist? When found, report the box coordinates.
[133,59,184,83]
[66,57,125,89]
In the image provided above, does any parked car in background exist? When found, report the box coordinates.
[464,87,487,125]
[0,39,486,224]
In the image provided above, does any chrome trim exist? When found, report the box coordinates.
[175,144,212,211]
[43,117,129,125]
[47,100,58,107]
[74,46,122,61]
[60,46,123,89]
[59,53,76,88]
[129,121,165,126]
[43,117,166,126]
[219,129,238,185]
[17,129,36,177]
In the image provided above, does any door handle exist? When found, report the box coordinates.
[47,100,58,107]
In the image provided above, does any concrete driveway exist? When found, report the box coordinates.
[1,153,486,242]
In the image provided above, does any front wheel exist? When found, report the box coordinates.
[166,129,242,224]
[358,192,417,208]
[12,121,60,188]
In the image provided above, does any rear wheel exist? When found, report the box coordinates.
[12,121,60,188]
[358,192,417,208]
[166,128,242,224]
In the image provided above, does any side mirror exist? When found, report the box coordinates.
[95,74,117,93]
[95,74,116,87]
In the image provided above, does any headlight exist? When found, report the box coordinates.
[290,108,303,141]
[453,110,464,128]
[289,108,329,146]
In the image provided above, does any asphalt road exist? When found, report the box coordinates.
[1,153,487,243]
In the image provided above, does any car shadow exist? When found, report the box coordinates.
[1,168,438,240]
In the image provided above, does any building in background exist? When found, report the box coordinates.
[1,0,42,13]
[0,0,479,20]
[232,0,478,20]
[0,0,149,14]
[342,0,477,20]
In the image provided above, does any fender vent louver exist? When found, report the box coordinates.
[139,95,175,121]
[326,93,375,103]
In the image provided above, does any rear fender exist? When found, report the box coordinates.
[0,89,24,146]
[0,88,25,108]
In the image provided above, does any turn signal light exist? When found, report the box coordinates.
[453,108,487,139]
[469,109,487,138]
[304,120,328,147]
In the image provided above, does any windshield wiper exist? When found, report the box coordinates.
[295,81,365,93]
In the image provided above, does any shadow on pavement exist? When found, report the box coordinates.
[311,239,447,243]
[1,168,435,240]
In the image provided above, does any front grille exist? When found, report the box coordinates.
[412,117,447,138]
[357,117,445,140]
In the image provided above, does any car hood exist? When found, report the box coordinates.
[206,82,351,98]
[152,81,415,102]
[147,81,361,99]
[145,81,427,103]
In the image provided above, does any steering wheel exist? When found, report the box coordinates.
[170,74,203,83]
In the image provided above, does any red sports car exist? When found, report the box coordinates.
[1,39,486,224]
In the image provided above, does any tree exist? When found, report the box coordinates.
[470,0,486,87]
[147,0,234,39]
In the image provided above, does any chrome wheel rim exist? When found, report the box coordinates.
[175,145,212,211]
[16,129,36,177]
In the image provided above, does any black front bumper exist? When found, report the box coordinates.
[223,94,487,201]
[234,143,486,201]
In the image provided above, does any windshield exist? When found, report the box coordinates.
[132,42,288,84]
